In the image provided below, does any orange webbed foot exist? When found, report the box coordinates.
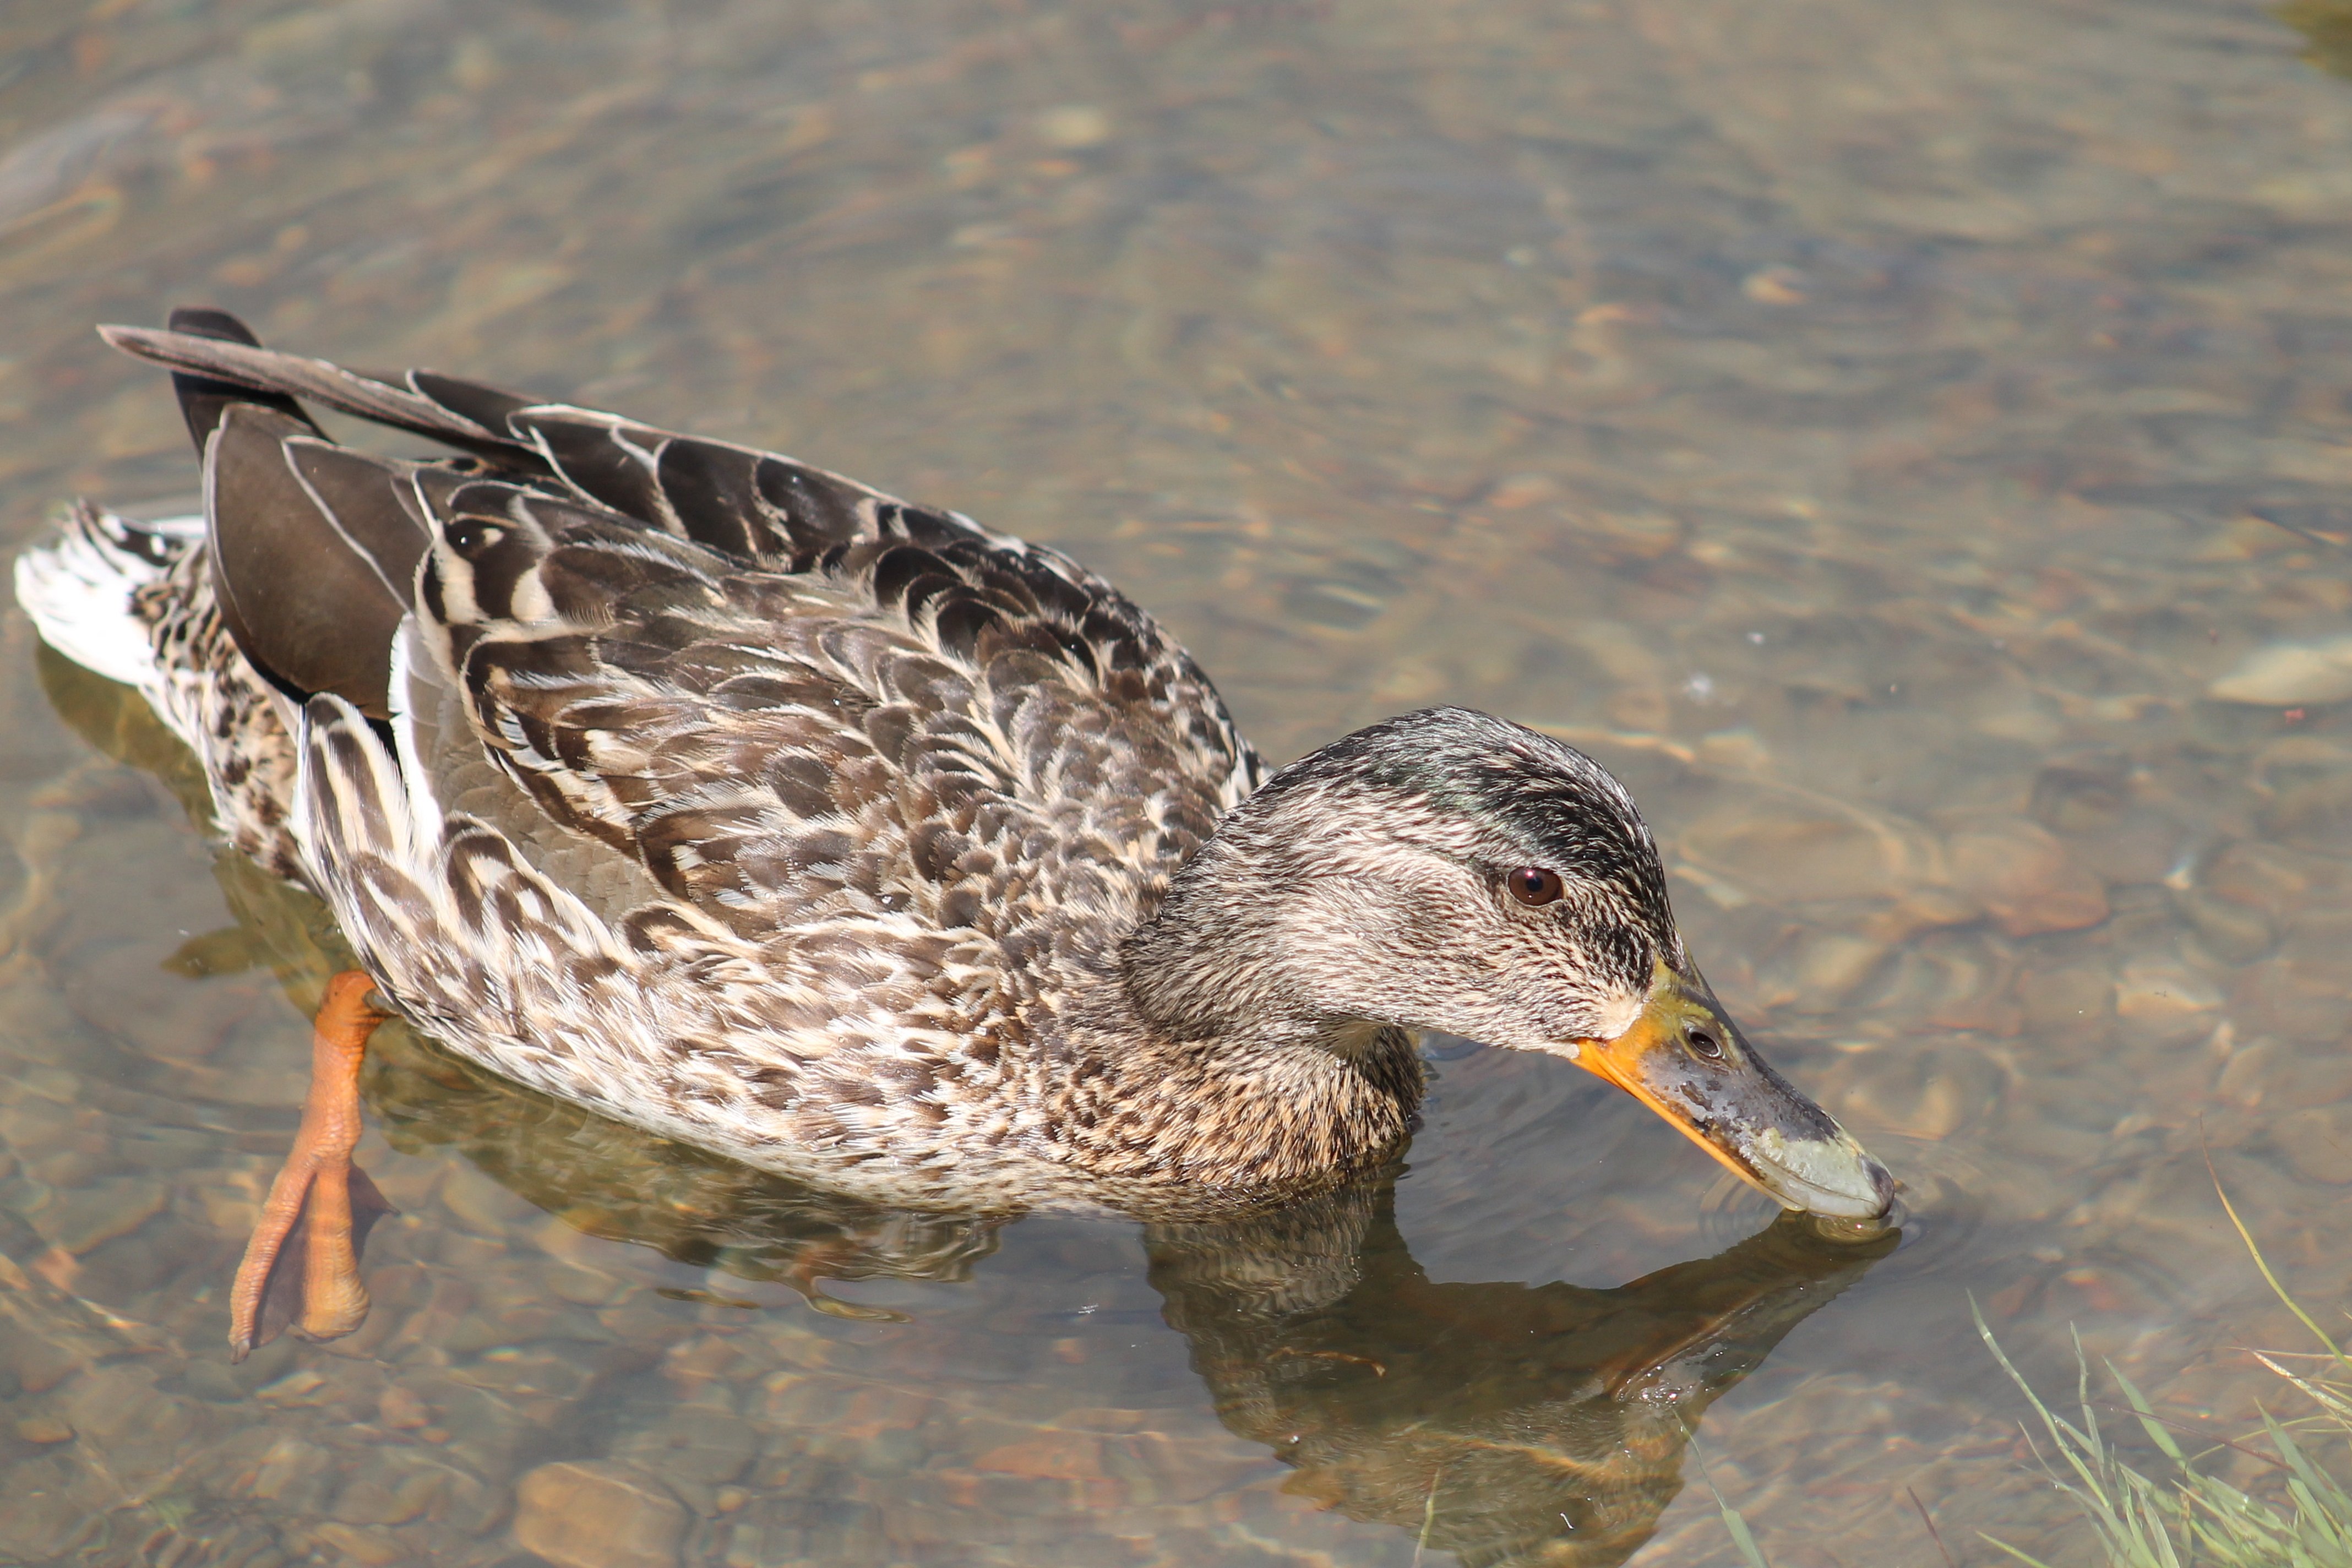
[228,971,394,1362]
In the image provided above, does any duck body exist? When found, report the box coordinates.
[17,309,1891,1224]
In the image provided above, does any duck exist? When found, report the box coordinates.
[14,307,1892,1359]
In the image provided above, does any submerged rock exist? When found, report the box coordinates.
[1945,819,2109,938]
[2275,1104,2352,1185]
[2207,635,2352,706]
[513,1461,688,1568]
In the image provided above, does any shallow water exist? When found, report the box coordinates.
[3,0,2352,1562]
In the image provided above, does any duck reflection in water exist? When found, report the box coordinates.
[374,1003,1888,1568]
[388,1021,1887,1567]
[1152,1193,1889,1565]
[45,647,1893,1567]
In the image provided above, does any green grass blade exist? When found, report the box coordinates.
[1688,1436,1772,1568]
[1976,1298,2141,1534]
[2209,1145,2351,1374]
[2112,1362,2191,1466]
[1978,1533,2061,1568]
[1979,1239,2352,1568]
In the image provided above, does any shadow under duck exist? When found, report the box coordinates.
[14,308,1892,1358]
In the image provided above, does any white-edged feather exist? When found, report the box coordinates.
[385,617,450,848]
[10,507,198,692]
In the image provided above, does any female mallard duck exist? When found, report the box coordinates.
[16,309,1891,1356]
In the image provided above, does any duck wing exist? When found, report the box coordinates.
[104,318,1263,947]
[401,463,1260,944]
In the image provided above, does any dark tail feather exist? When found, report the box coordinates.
[203,404,418,717]
[105,312,922,581]
[163,307,325,451]
[143,311,438,720]
[100,319,551,473]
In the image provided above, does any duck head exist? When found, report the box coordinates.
[1124,706,1893,1221]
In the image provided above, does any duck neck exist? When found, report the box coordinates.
[1093,818,1427,1193]
[1064,989,1425,1195]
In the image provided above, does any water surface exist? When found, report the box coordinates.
[4,0,2352,1562]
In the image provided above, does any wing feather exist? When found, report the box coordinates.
[99,319,1262,959]
[395,464,1258,946]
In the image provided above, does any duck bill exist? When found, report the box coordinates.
[1566,964,1893,1222]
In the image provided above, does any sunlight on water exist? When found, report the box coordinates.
[2,0,2351,1563]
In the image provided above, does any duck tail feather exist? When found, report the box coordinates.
[159,306,324,453]
[99,319,549,471]
[201,404,428,719]
[12,500,198,692]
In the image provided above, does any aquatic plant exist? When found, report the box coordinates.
[1968,1170,2352,1567]
[1974,1303,2352,1568]
[1707,1177,2352,1568]
[1691,1437,1775,1568]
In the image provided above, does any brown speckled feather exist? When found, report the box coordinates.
[125,511,307,883]
[408,465,1254,949]
[83,325,1436,1216]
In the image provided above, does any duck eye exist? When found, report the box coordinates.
[1506,867,1564,906]
[1684,1022,1724,1060]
